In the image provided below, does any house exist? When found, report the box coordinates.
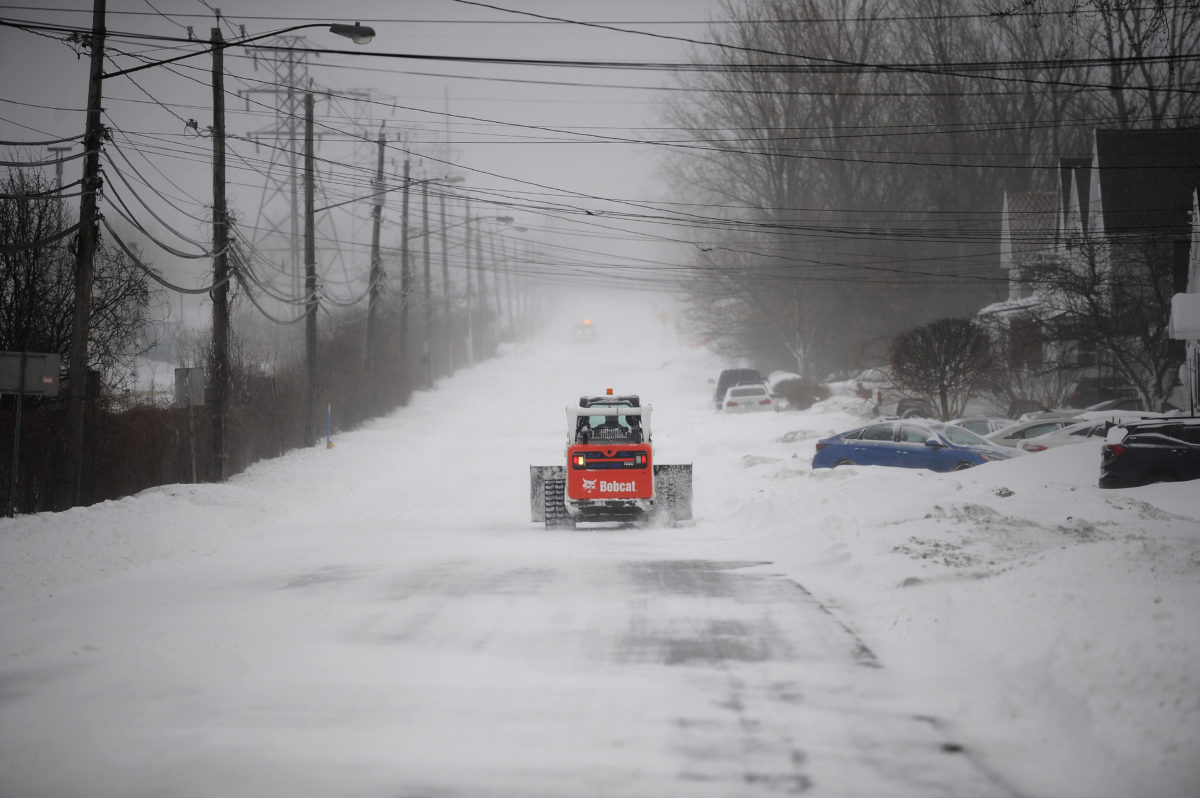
[1168,189,1200,412]
[979,128,1200,409]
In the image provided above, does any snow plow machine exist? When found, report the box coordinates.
[530,390,692,529]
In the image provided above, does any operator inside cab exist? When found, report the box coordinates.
[576,404,642,444]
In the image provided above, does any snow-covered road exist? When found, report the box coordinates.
[3,305,1198,797]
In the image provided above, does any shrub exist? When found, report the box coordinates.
[773,378,830,410]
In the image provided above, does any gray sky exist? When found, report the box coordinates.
[1,0,725,325]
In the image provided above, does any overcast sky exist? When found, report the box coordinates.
[1,0,726,326]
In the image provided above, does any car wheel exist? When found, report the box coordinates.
[952,462,974,471]
[834,459,855,467]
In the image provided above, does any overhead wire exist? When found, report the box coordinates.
[101,217,229,294]
[4,7,1190,308]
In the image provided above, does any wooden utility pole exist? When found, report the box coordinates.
[440,190,452,376]
[398,159,411,359]
[475,226,487,356]
[66,0,107,506]
[464,198,473,366]
[210,26,230,481]
[304,92,317,446]
[421,181,433,387]
[365,129,385,377]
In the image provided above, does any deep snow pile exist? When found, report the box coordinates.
[690,399,1200,798]
[1,312,1198,798]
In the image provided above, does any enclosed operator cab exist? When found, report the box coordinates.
[566,394,654,522]
[530,390,692,529]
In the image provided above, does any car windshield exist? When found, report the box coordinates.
[730,387,766,397]
[941,425,991,446]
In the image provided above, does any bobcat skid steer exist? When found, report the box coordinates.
[530,390,692,529]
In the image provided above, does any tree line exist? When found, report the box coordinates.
[665,0,1199,383]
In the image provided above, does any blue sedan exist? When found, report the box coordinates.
[812,420,1014,472]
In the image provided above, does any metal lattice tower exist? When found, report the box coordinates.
[241,36,309,301]
[241,39,387,308]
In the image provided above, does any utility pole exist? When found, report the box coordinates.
[48,145,72,188]
[210,26,230,481]
[502,235,515,325]
[399,159,411,360]
[304,92,317,446]
[440,189,452,376]
[365,128,385,377]
[464,198,473,366]
[421,180,433,387]
[67,0,107,507]
[475,227,487,357]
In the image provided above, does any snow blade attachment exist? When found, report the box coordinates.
[653,463,693,523]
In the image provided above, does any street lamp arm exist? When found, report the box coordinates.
[101,22,375,80]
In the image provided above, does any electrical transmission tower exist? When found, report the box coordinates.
[240,38,391,307]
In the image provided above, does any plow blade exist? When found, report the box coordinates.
[653,463,693,522]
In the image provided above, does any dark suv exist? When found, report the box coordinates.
[713,368,763,409]
[1099,418,1200,488]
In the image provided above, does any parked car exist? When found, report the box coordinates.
[1007,399,1049,419]
[721,382,776,413]
[986,415,1086,447]
[812,420,1014,472]
[950,417,1016,436]
[851,367,894,401]
[875,397,938,419]
[1013,411,1164,452]
[713,368,763,409]
[1099,418,1200,488]
[1018,419,1112,452]
[1085,397,1146,412]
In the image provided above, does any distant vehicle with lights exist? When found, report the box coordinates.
[530,389,692,528]
[573,319,597,343]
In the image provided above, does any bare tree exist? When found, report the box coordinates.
[0,169,162,393]
[1028,233,1185,410]
[889,317,993,419]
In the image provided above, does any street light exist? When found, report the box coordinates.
[100,23,376,81]
[65,12,376,498]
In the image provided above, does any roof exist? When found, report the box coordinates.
[1058,156,1091,234]
[1094,129,1200,236]
[1005,191,1058,254]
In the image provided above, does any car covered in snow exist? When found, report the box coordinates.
[1018,419,1108,452]
[1017,418,1118,453]
[721,382,776,413]
[949,417,1016,436]
[985,416,1083,448]
[813,420,1014,472]
[1099,418,1200,488]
